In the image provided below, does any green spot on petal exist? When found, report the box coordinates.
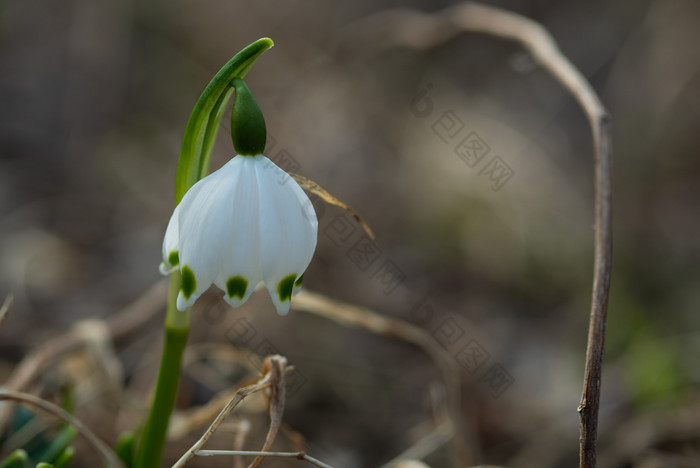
[294,274,304,287]
[277,274,297,303]
[168,251,179,266]
[180,266,196,299]
[226,276,248,299]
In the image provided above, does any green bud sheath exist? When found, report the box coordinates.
[231,78,266,155]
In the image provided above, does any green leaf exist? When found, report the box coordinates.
[115,431,137,468]
[34,463,53,468]
[175,37,274,204]
[0,450,28,468]
[33,425,76,465]
[49,447,73,468]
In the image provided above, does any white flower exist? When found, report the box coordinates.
[160,154,318,315]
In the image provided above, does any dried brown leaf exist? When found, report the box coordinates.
[290,173,375,240]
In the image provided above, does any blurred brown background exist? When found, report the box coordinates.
[1,0,699,467]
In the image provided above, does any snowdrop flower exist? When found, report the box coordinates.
[160,78,318,315]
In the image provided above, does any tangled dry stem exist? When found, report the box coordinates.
[172,355,301,468]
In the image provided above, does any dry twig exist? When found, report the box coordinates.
[169,343,267,440]
[169,385,261,441]
[173,355,334,468]
[248,356,286,468]
[172,356,288,468]
[342,4,613,467]
[196,450,333,468]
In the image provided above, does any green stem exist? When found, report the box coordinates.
[135,273,190,468]
[133,38,274,467]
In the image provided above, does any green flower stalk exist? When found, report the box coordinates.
[134,38,276,468]
[137,36,319,467]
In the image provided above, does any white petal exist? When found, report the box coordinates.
[175,158,243,310]
[255,155,318,315]
[160,202,181,275]
[213,156,263,309]
[159,153,319,314]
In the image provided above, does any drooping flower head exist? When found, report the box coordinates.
[160,78,317,315]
